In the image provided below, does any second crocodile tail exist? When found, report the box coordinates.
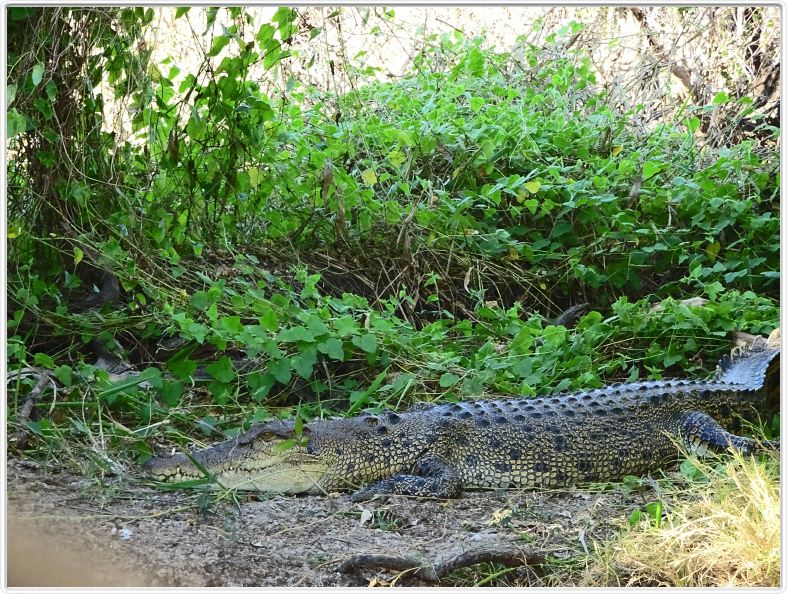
[715,331,780,392]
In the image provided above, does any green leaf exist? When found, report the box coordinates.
[352,333,378,354]
[7,109,27,139]
[206,303,218,322]
[467,46,485,76]
[73,247,84,266]
[680,458,707,482]
[305,315,329,337]
[642,161,663,180]
[7,83,16,106]
[390,128,414,147]
[217,315,242,334]
[686,116,700,133]
[645,500,663,528]
[248,372,276,401]
[263,44,286,70]
[208,35,230,57]
[387,150,406,167]
[711,91,729,105]
[36,148,55,167]
[166,352,197,379]
[291,347,317,379]
[273,6,296,24]
[703,281,724,301]
[317,337,344,361]
[705,241,720,262]
[259,309,279,332]
[189,290,211,310]
[361,169,377,186]
[186,109,205,140]
[160,381,184,406]
[205,7,219,31]
[268,358,291,384]
[334,316,358,337]
[53,365,72,387]
[25,419,51,437]
[273,6,296,40]
[31,63,44,87]
[175,7,190,18]
[194,416,218,438]
[524,180,541,194]
[662,351,683,367]
[44,79,57,102]
[274,438,298,454]
[238,325,267,352]
[523,199,538,215]
[294,413,304,437]
[208,380,230,403]
[186,321,210,344]
[438,372,461,388]
[723,269,747,283]
[256,23,275,46]
[278,325,314,342]
[206,356,236,383]
[33,352,55,369]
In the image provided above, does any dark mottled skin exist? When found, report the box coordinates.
[146,337,780,499]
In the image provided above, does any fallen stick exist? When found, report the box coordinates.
[337,553,440,582]
[12,372,53,449]
[337,546,546,583]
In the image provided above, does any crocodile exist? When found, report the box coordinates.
[144,333,780,500]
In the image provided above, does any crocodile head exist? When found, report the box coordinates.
[143,419,329,494]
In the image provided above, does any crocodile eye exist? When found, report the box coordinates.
[383,412,402,425]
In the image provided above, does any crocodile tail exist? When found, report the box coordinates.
[716,331,780,392]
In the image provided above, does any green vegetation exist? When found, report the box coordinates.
[6,7,780,586]
[7,7,779,460]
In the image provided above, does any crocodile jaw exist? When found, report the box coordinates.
[204,455,329,493]
[144,439,330,494]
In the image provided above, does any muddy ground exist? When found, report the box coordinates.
[6,457,653,587]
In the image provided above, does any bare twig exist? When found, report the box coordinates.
[629,7,701,103]
[624,168,643,210]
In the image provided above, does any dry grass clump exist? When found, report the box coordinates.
[588,451,780,587]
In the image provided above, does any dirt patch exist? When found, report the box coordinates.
[6,458,650,586]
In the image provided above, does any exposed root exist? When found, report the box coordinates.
[337,546,546,583]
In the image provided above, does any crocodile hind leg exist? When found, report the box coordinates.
[349,456,463,501]
[680,411,780,456]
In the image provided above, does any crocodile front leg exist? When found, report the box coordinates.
[350,456,463,501]
[680,411,780,455]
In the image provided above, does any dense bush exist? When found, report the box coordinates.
[6,9,779,460]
